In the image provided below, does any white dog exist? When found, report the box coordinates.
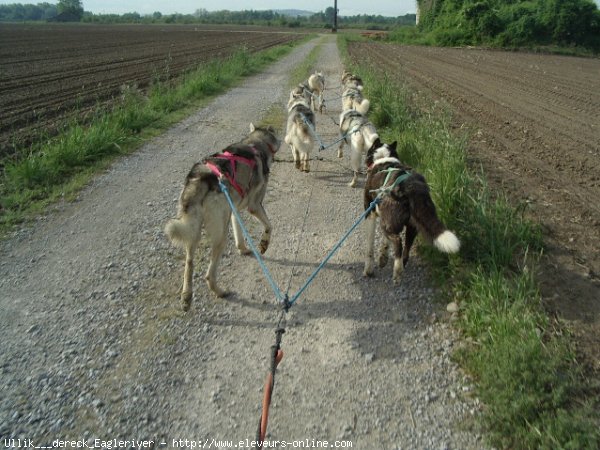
[307,71,325,113]
[285,90,316,173]
[338,109,379,187]
[341,71,369,113]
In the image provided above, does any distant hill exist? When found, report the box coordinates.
[273,9,315,17]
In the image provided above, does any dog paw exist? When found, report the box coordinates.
[181,292,192,311]
[348,180,357,187]
[363,266,374,278]
[337,151,343,158]
[392,267,404,285]
[212,287,229,298]
[238,247,251,256]
[259,240,269,254]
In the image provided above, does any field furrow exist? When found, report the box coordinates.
[0,24,303,155]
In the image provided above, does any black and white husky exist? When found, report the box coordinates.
[165,124,280,310]
[285,90,316,173]
[363,139,460,282]
[338,108,379,187]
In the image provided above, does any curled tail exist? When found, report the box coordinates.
[407,183,460,254]
[433,230,461,253]
[165,169,210,248]
[357,98,370,115]
[165,212,202,249]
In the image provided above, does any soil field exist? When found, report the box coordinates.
[347,42,600,372]
[0,23,304,157]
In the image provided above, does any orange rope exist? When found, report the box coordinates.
[257,349,284,448]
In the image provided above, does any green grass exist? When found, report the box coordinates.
[387,25,599,57]
[0,39,309,235]
[290,36,325,87]
[339,35,599,449]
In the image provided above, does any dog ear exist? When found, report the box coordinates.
[366,138,380,167]
[249,123,256,132]
[389,141,399,158]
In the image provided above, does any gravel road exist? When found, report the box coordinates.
[0,36,485,449]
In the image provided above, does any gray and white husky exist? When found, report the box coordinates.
[285,91,316,173]
[165,124,280,310]
[338,109,379,187]
[341,71,369,113]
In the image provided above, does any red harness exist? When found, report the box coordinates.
[205,148,257,198]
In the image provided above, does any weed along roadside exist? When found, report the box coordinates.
[339,34,599,449]
[0,38,310,235]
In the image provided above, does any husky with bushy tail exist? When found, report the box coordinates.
[165,124,280,310]
[363,139,460,282]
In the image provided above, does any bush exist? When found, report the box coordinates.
[413,0,600,51]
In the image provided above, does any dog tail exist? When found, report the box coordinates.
[406,181,460,254]
[356,98,370,115]
[294,115,315,144]
[433,230,461,253]
[165,168,210,248]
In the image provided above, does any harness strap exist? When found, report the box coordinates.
[370,167,412,198]
[206,148,257,198]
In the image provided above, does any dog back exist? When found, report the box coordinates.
[287,101,315,136]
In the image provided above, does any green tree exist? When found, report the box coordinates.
[57,0,84,19]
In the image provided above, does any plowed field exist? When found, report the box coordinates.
[0,23,303,157]
[347,42,600,371]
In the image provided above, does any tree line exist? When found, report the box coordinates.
[0,3,415,29]
[417,0,600,50]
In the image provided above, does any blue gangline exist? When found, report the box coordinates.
[218,178,285,303]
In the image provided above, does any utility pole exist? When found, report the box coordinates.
[332,0,338,33]
[416,0,420,25]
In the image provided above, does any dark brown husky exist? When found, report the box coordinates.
[363,139,460,282]
[165,124,280,310]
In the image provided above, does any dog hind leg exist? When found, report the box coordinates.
[301,151,310,173]
[403,223,418,267]
[348,146,362,187]
[378,237,389,268]
[292,145,301,170]
[181,242,197,311]
[204,208,230,298]
[337,140,344,158]
[391,236,404,284]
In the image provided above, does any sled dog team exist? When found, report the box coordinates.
[165,70,460,310]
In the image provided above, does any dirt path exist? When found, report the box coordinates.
[348,42,600,373]
[0,36,483,448]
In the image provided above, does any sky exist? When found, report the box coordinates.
[0,1,418,16]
